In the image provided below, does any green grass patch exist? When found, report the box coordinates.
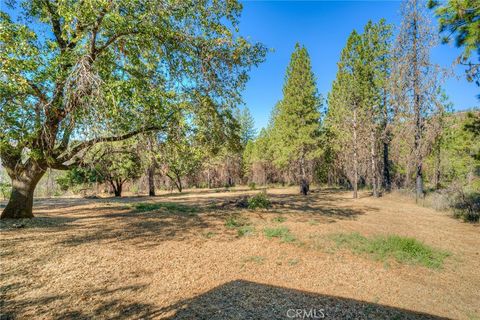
[225,216,255,237]
[225,216,246,228]
[203,231,216,239]
[237,225,255,237]
[264,227,296,243]
[330,233,450,269]
[133,202,198,215]
[248,192,271,210]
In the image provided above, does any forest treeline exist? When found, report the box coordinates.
[0,0,478,220]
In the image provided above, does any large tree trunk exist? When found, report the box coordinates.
[1,169,45,219]
[114,185,122,197]
[110,180,123,197]
[147,164,156,196]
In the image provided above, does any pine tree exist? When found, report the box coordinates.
[326,31,364,198]
[271,43,321,195]
[360,20,393,196]
[237,107,257,147]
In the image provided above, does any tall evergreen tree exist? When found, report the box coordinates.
[360,20,393,196]
[271,43,321,195]
[326,20,392,198]
[237,107,257,147]
[326,31,364,198]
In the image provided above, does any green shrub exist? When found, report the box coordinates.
[264,227,296,243]
[248,192,271,210]
[330,233,450,269]
[248,182,256,190]
[451,190,480,223]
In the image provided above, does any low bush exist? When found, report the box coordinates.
[450,190,480,223]
[248,182,256,190]
[392,185,479,223]
[247,192,271,210]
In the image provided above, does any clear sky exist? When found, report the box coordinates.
[238,0,480,130]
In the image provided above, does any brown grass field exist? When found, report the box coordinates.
[1,187,479,319]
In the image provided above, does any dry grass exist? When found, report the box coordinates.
[1,187,479,319]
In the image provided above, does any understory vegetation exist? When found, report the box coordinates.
[132,202,198,215]
[247,192,272,210]
[330,233,450,269]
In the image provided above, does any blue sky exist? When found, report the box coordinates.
[238,0,479,130]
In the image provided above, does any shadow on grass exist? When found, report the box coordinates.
[1,280,449,319]
[268,190,372,221]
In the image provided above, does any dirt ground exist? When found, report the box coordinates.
[1,187,479,319]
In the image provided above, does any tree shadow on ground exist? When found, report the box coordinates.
[1,280,450,319]
[161,280,448,320]
[267,190,372,221]
[1,284,156,320]
[1,189,371,247]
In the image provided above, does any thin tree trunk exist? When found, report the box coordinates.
[434,143,441,189]
[370,130,379,197]
[381,89,391,192]
[299,151,309,195]
[352,108,359,199]
[383,140,391,191]
[263,164,267,186]
[167,172,182,193]
[412,9,424,200]
[207,169,211,189]
[1,169,45,219]
[176,175,182,193]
